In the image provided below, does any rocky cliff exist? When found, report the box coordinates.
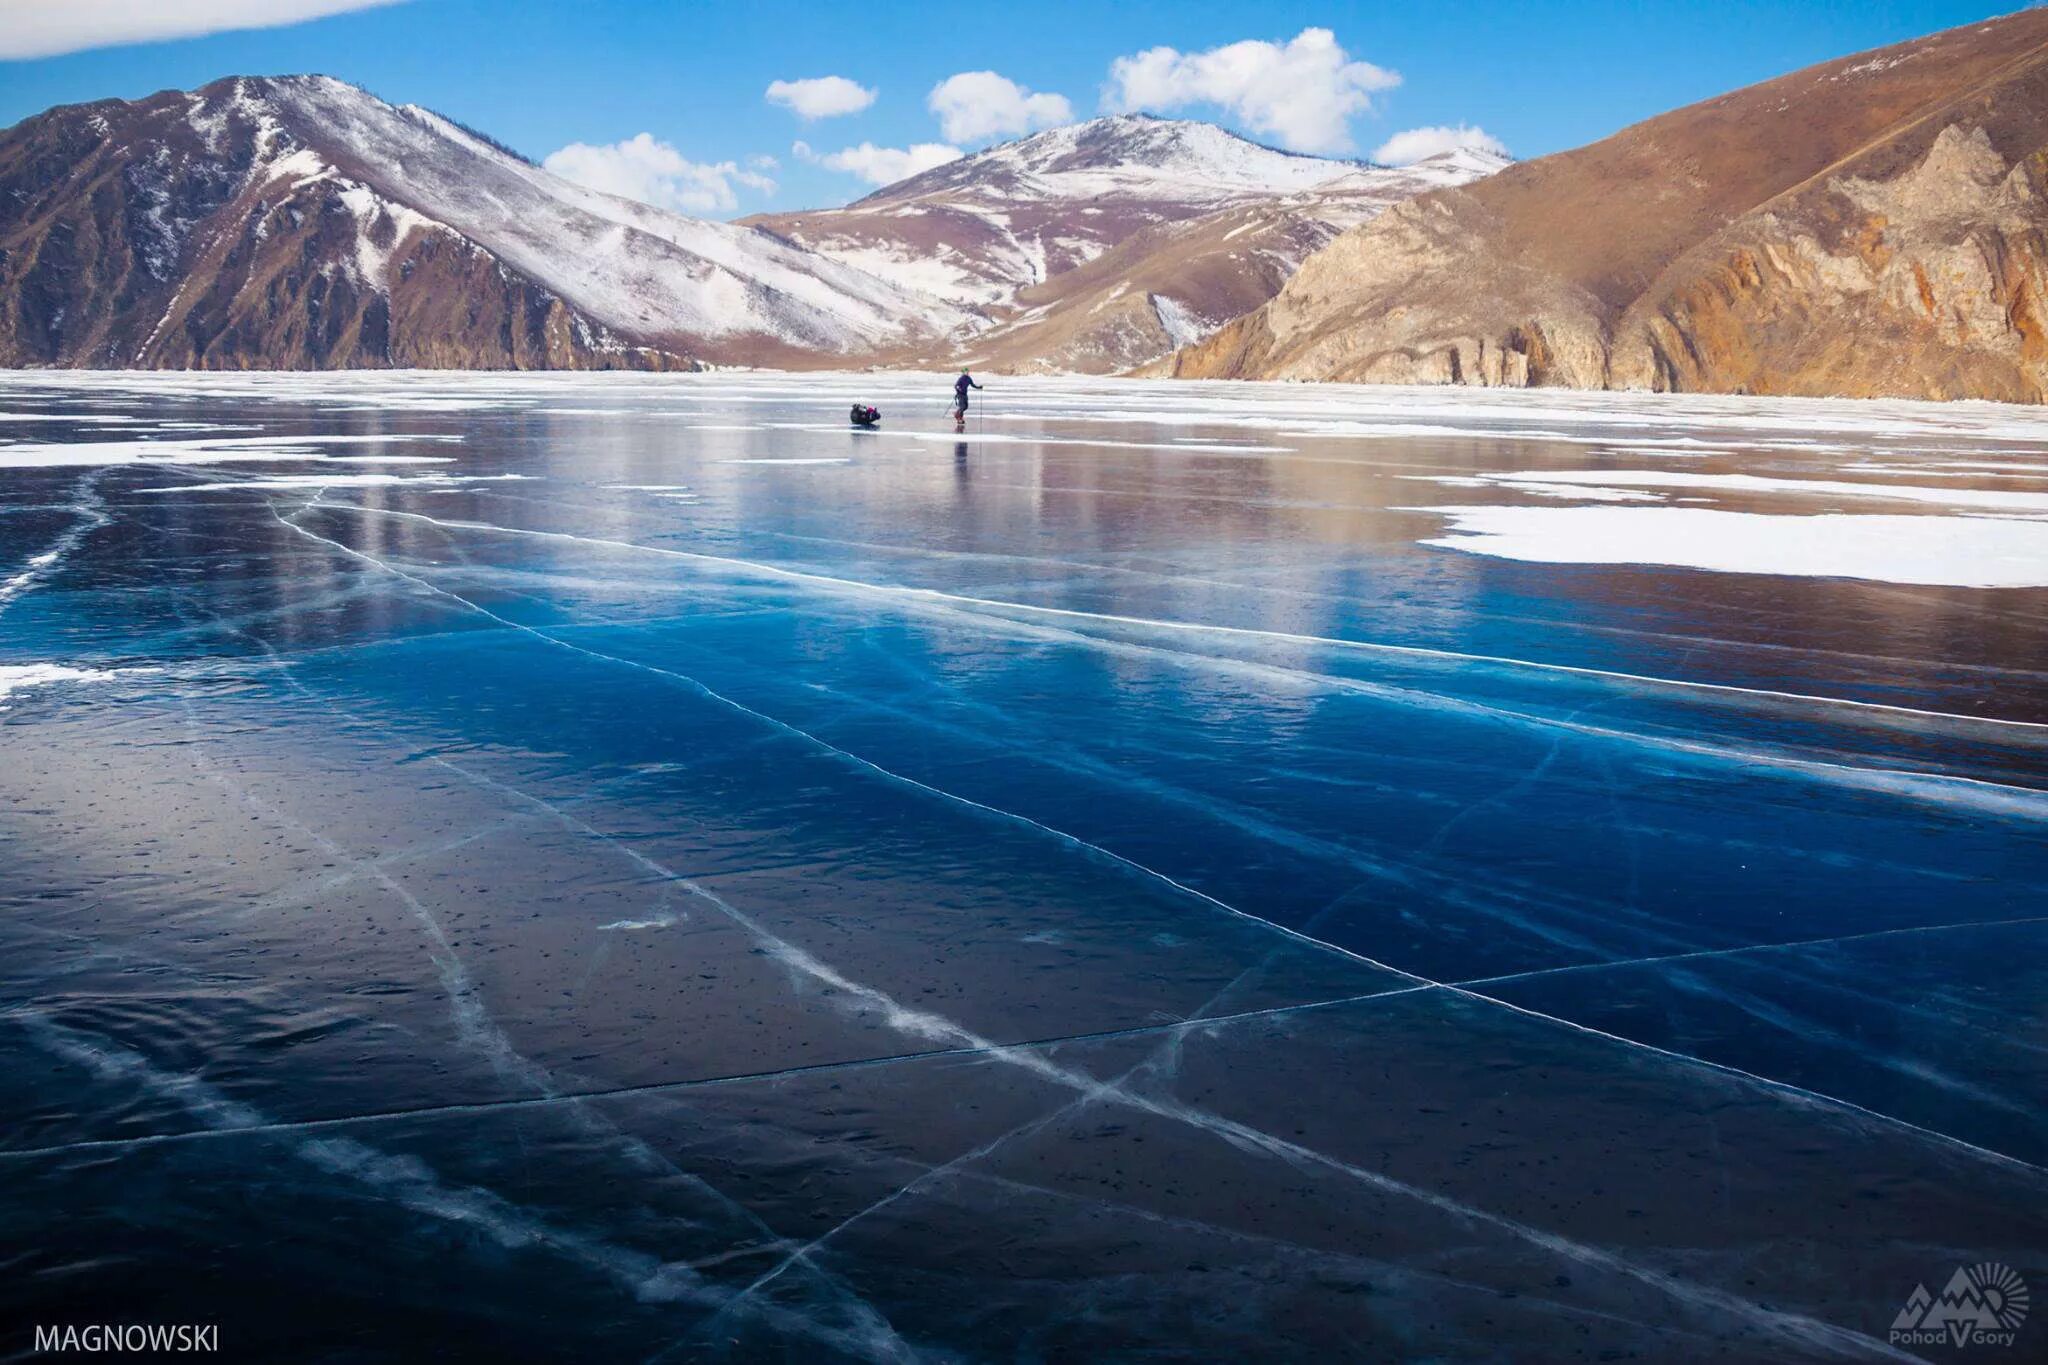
[1162,8,2048,403]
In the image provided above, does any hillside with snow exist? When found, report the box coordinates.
[0,76,962,369]
[0,82,1503,374]
[748,115,1507,372]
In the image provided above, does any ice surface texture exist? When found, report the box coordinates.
[1,372,2044,1361]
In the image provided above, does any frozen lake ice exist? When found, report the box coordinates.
[1,371,2044,1360]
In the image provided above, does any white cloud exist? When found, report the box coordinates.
[927,71,1073,144]
[0,0,404,59]
[541,134,776,214]
[1373,124,1509,166]
[794,139,964,187]
[764,76,877,120]
[1103,27,1399,155]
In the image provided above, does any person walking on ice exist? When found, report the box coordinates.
[953,369,982,430]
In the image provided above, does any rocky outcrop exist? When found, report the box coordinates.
[1608,126,2048,401]
[1165,8,2048,403]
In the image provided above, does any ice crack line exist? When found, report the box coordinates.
[0,470,109,616]
[298,503,2048,823]
[479,479,2048,684]
[258,500,2008,1357]
[327,500,2048,737]
[273,498,2048,1177]
[270,499,1372,972]
[12,1015,911,1362]
[167,572,914,1359]
[0,987,1422,1163]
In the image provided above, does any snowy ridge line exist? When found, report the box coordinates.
[279,498,2048,1182]
[165,590,914,1357]
[11,1016,911,1362]
[0,987,1424,1165]
[301,505,2048,823]
[247,77,965,350]
[313,501,2048,736]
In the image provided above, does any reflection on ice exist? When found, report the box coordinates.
[1,370,2044,1360]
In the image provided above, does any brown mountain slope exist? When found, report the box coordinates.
[0,81,682,369]
[1161,8,2048,401]
[745,118,1505,374]
[0,77,962,371]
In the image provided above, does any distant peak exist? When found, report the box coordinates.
[855,114,1361,204]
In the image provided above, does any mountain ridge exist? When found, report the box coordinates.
[746,115,1506,372]
[1159,8,2048,401]
[0,75,961,370]
[0,82,1499,373]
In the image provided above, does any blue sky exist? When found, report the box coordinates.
[0,0,2025,216]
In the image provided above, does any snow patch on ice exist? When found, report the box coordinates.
[0,551,63,607]
[1487,469,2048,514]
[138,472,520,493]
[0,664,130,710]
[1417,506,2048,588]
[1416,476,1662,503]
[0,434,462,469]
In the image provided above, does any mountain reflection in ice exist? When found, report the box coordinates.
[1,372,2044,1361]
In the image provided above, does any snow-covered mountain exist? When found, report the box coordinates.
[752,116,1366,309]
[0,82,1503,373]
[0,76,962,369]
[747,115,1508,372]
[862,114,1367,206]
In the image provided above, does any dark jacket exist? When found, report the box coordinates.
[954,374,982,400]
